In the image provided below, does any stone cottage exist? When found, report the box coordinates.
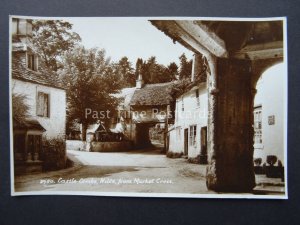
[11,18,66,173]
[112,72,175,149]
[168,54,209,163]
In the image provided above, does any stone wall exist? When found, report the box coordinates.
[66,140,87,151]
[91,141,133,152]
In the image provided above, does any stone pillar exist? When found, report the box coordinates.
[206,57,256,192]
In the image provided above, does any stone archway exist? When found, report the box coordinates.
[251,58,284,88]
[252,62,285,165]
[133,123,152,148]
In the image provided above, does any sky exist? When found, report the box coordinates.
[65,18,193,66]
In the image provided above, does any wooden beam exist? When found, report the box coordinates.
[232,41,283,60]
[175,20,228,58]
[178,32,212,59]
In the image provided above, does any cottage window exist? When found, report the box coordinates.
[27,53,38,71]
[181,98,184,111]
[254,106,262,145]
[189,125,197,146]
[37,92,50,117]
[195,89,200,107]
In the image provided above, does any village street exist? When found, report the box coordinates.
[11,18,286,197]
[14,146,212,195]
[14,145,285,195]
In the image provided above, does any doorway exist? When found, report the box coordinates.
[28,135,42,161]
[200,126,208,164]
[184,128,188,156]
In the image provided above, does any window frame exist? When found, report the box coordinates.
[27,52,38,71]
[253,105,263,148]
[189,125,197,147]
[36,91,50,118]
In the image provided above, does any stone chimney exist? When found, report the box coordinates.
[12,18,33,37]
[136,73,144,89]
[136,66,144,89]
[12,18,33,51]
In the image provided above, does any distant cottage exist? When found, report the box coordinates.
[168,54,209,163]
[112,71,175,149]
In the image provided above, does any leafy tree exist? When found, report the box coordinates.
[140,56,156,84]
[59,46,121,141]
[116,57,135,87]
[135,58,143,79]
[12,93,29,123]
[167,62,179,80]
[137,56,178,84]
[179,53,192,79]
[32,20,81,72]
[150,64,170,83]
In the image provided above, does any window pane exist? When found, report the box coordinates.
[253,107,262,145]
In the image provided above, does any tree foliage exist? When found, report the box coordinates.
[167,62,179,80]
[59,46,121,140]
[32,20,81,72]
[135,56,179,85]
[135,58,143,79]
[12,93,29,123]
[178,53,193,79]
[115,57,135,87]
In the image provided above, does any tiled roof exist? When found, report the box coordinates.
[12,56,65,90]
[130,82,175,106]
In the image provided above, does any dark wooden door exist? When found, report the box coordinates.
[200,126,208,164]
[184,128,188,155]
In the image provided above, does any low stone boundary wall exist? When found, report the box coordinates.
[91,141,133,152]
[66,140,88,151]
[66,140,133,152]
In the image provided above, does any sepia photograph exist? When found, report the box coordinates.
[10,16,287,198]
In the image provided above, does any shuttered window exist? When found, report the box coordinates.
[37,92,50,117]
